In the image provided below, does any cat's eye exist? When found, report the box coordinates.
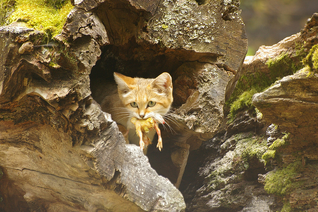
[147,101,156,107]
[130,102,138,108]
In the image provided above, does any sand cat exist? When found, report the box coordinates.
[101,72,173,152]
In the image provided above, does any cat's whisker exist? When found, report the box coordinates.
[160,122,169,132]
[106,108,129,113]
[115,116,130,123]
[162,117,178,134]
[112,112,130,116]
[164,122,176,134]
[164,115,182,128]
[107,112,130,118]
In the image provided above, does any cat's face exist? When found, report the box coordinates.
[114,72,173,121]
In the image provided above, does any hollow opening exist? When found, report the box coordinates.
[243,156,267,181]
[90,39,187,186]
[195,0,207,5]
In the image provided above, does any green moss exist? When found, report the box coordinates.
[49,61,60,68]
[227,50,304,122]
[281,202,292,212]
[264,161,303,196]
[266,52,301,77]
[228,88,258,121]
[262,133,289,166]
[313,47,318,70]
[0,0,14,26]
[8,0,73,38]
[262,150,276,165]
[302,44,318,72]
[207,170,226,190]
[269,133,290,150]
[240,136,268,162]
[295,41,307,59]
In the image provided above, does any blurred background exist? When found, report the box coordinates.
[240,0,318,55]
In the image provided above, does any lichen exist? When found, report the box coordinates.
[150,0,220,47]
[7,0,73,38]
[264,161,304,196]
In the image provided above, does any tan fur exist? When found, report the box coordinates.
[101,72,173,150]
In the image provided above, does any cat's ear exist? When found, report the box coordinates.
[151,72,172,94]
[114,72,135,94]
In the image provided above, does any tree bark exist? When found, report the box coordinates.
[0,0,247,211]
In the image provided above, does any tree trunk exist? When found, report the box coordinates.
[0,0,247,211]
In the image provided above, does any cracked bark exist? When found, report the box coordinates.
[0,0,247,211]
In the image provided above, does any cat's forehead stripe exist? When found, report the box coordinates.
[122,91,132,98]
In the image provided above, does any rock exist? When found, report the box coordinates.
[143,0,246,72]
[183,132,269,212]
[265,124,282,146]
[252,14,318,142]
[253,69,318,137]
[171,62,234,147]
[226,110,264,138]
[182,12,318,212]
[251,13,318,211]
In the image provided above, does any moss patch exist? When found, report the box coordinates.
[207,134,267,191]
[281,202,292,212]
[302,44,318,72]
[227,50,305,121]
[262,150,276,165]
[240,135,268,163]
[207,170,227,190]
[266,52,301,77]
[264,161,304,196]
[262,133,289,166]
[0,0,15,25]
[269,133,289,150]
[8,0,73,38]
[228,88,258,121]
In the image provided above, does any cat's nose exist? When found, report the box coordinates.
[139,114,145,119]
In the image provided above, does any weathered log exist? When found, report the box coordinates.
[0,0,248,211]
